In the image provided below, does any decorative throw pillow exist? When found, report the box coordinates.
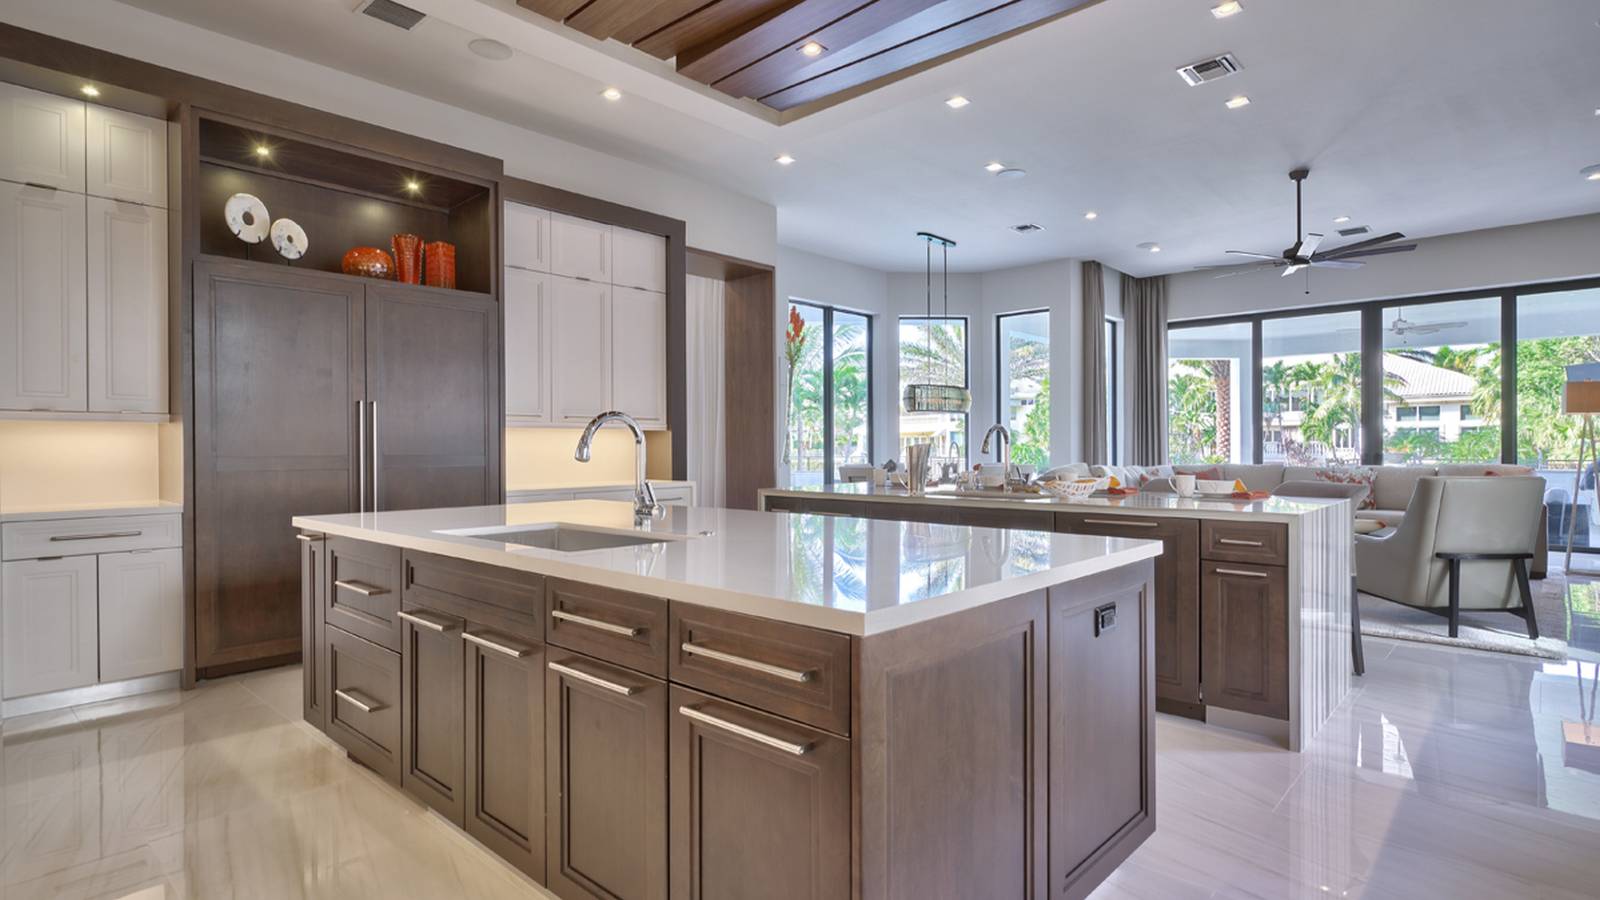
[1313,466,1379,509]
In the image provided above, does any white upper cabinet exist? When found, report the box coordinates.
[2,555,99,699]
[88,197,168,414]
[97,548,183,682]
[610,228,667,293]
[85,106,167,208]
[0,181,88,411]
[550,275,611,424]
[504,201,550,272]
[610,289,667,428]
[504,267,550,423]
[0,82,85,192]
[549,212,610,282]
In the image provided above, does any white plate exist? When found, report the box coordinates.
[224,193,269,244]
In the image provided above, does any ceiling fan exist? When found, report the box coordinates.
[1385,308,1467,336]
[1199,168,1417,281]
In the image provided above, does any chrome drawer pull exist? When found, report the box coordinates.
[679,705,812,756]
[1218,537,1265,547]
[464,631,534,658]
[549,660,639,696]
[1082,518,1157,528]
[551,609,642,637]
[50,531,142,542]
[295,533,323,543]
[681,642,813,683]
[399,609,459,634]
[334,579,388,596]
[334,688,383,714]
[1215,567,1270,579]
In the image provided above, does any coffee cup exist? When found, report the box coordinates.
[1173,474,1197,497]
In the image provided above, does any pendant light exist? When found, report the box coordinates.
[902,231,971,414]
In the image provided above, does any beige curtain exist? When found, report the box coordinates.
[1080,261,1107,465]
[1123,274,1169,465]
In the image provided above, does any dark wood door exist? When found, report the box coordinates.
[400,602,466,826]
[300,533,327,732]
[1057,513,1201,712]
[193,260,364,671]
[465,618,547,881]
[365,282,501,512]
[1201,562,1290,720]
[546,650,667,900]
[668,686,849,900]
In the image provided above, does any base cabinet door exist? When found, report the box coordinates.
[668,687,849,900]
[325,625,402,783]
[401,604,467,826]
[1,556,98,698]
[465,621,546,881]
[546,650,667,900]
[1201,562,1289,720]
[96,548,182,682]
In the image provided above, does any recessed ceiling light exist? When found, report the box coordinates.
[1138,242,1161,253]
[775,154,796,166]
[984,161,1005,173]
[945,95,970,109]
[1333,215,1351,224]
[601,87,622,101]
[1084,211,1099,220]
[1584,164,1600,181]
[1224,95,1251,109]
[995,167,1026,179]
[1210,1,1243,18]
[468,38,512,61]
[79,84,100,97]
[799,41,825,57]
[253,145,271,159]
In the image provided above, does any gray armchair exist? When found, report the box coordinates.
[1355,476,1545,639]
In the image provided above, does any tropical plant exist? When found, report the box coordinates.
[1011,378,1051,468]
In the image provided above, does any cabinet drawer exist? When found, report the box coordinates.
[670,603,852,735]
[3,513,180,561]
[326,625,402,783]
[547,579,668,677]
[405,550,544,622]
[1200,520,1287,566]
[324,537,403,651]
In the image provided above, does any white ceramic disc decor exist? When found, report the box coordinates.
[224,193,270,244]
[271,218,308,260]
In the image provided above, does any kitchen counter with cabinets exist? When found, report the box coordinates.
[293,500,1161,900]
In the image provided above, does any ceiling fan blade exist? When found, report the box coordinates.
[1210,263,1282,279]
[1282,263,1307,277]
[1225,250,1284,261]
[1295,232,1326,260]
[1329,243,1418,260]
[1310,259,1364,269]
[1315,231,1406,259]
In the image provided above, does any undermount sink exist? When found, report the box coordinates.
[441,524,672,552]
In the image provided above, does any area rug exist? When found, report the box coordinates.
[1357,581,1569,660]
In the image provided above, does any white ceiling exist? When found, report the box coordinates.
[120,0,1600,276]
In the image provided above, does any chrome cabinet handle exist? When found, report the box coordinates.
[551,609,642,637]
[679,705,811,756]
[1083,518,1158,528]
[548,660,639,696]
[334,688,383,714]
[681,642,813,683]
[49,531,142,542]
[369,400,379,512]
[1218,537,1265,547]
[464,630,534,658]
[295,533,323,543]
[399,609,460,633]
[356,400,367,514]
[1215,567,1270,579]
[334,579,388,596]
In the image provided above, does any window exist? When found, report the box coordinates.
[1262,311,1363,465]
[1168,321,1253,464]
[784,302,873,486]
[1397,406,1417,421]
[1517,286,1600,555]
[1381,297,1500,465]
[900,316,968,469]
[1105,318,1120,463]
[996,310,1050,467]
[1417,406,1441,421]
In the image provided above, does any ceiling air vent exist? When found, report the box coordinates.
[356,0,426,30]
[1176,53,1241,87]
[1338,225,1371,237]
[1010,223,1044,234]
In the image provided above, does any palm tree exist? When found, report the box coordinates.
[1297,353,1403,455]
[899,319,966,387]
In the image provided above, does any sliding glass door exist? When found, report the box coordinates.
[785,302,873,486]
[1517,287,1600,554]
[1167,321,1253,464]
[1380,297,1502,465]
[1260,312,1363,465]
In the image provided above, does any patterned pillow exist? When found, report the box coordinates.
[1313,466,1378,509]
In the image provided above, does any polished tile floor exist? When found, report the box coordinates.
[4,584,1599,898]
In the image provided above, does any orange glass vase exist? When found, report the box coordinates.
[424,241,456,289]
[391,233,423,284]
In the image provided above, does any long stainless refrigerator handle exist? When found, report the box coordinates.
[356,401,367,513]
[369,400,379,513]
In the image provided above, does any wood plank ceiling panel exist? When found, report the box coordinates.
[567,0,667,40]
[676,0,871,84]
[611,0,723,45]
[632,0,798,60]
[519,0,592,22]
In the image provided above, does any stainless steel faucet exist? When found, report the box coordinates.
[980,424,1018,488]
[575,411,661,520]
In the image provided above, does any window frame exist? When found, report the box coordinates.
[994,308,1051,463]
[786,300,875,486]
[899,314,971,467]
[1106,317,1120,464]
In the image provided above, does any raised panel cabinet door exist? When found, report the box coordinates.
[0,82,85,192]
[401,604,467,826]
[85,106,167,208]
[610,228,665,293]
[325,625,403,784]
[610,288,666,428]
[550,212,611,282]
[505,267,551,422]
[550,275,612,424]
[301,533,327,732]
[465,622,545,880]
[2,556,98,699]
[504,202,550,272]
[192,261,365,670]
[668,686,849,900]
[1201,562,1290,720]
[87,197,167,413]
[97,548,183,682]
[365,282,501,512]
[546,651,667,900]
[0,181,87,411]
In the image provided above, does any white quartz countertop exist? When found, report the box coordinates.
[0,500,182,523]
[762,483,1344,522]
[293,501,1162,636]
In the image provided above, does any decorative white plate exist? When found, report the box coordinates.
[224,193,270,244]
[271,218,308,260]
[1194,479,1236,495]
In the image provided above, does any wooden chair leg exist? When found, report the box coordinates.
[1350,573,1364,676]
[1513,558,1538,640]
[1447,558,1461,639]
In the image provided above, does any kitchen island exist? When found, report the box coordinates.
[761,483,1354,751]
[293,500,1162,900]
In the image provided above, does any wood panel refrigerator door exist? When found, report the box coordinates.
[84,105,167,208]
[87,196,167,413]
[0,82,85,192]
[365,282,501,512]
[97,548,183,682]
[546,651,667,900]
[193,261,364,670]
[0,181,87,411]
[2,556,98,699]
[1201,562,1290,720]
[668,686,849,900]
[402,605,466,826]
[610,288,666,428]
[505,267,551,423]
[550,275,611,424]
[465,622,545,881]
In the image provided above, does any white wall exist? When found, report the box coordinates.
[6,0,776,264]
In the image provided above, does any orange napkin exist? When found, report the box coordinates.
[1106,487,1140,496]
[1230,490,1272,500]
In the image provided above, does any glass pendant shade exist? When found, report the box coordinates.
[902,383,972,413]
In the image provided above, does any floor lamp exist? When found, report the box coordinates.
[1564,376,1600,577]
